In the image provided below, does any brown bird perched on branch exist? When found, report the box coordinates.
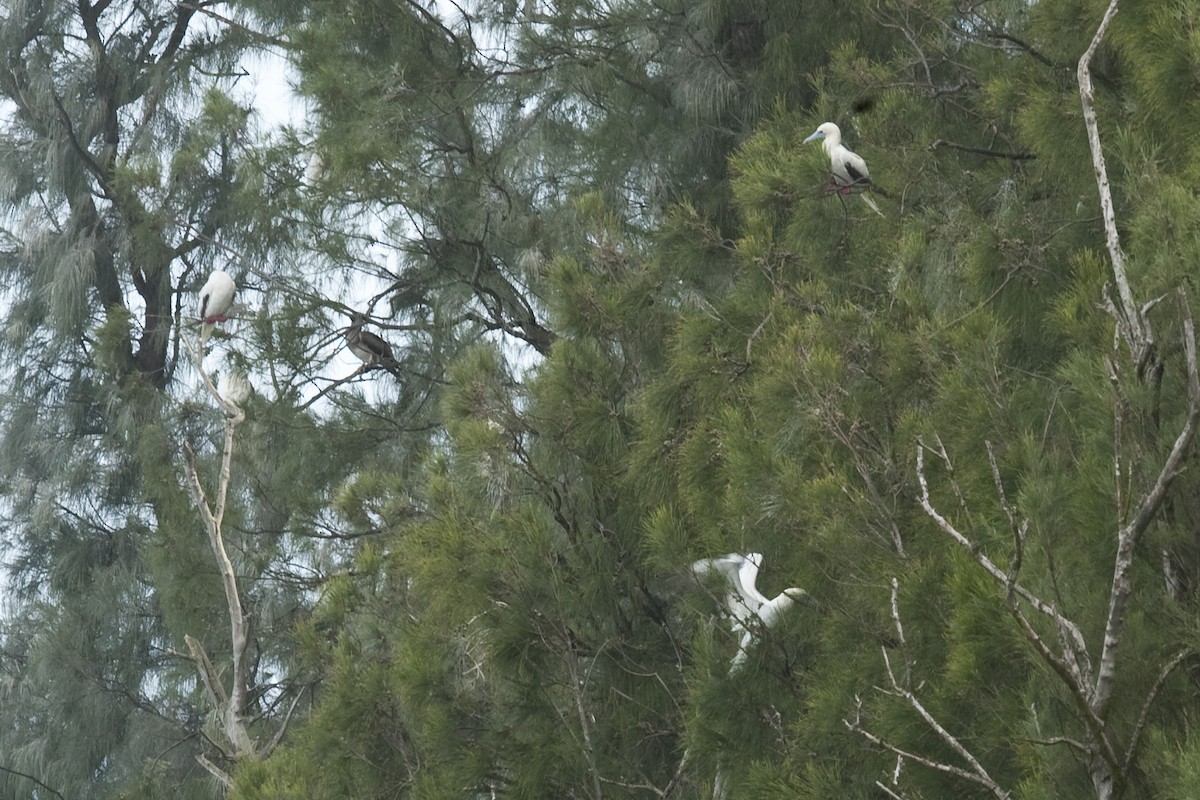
[344,312,401,377]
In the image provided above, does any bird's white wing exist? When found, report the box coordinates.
[693,553,769,625]
[198,271,236,344]
[832,145,870,186]
[733,553,770,609]
[198,271,236,322]
[691,553,741,580]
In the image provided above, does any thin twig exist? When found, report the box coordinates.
[917,440,1119,774]
[931,139,1036,160]
[0,764,67,800]
[845,693,1010,799]
[261,685,308,758]
[879,628,1009,798]
[1123,648,1190,774]
[874,779,907,800]
[915,443,1088,660]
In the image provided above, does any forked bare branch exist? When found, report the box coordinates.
[916,440,1090,667]
[913,291,1199,799]
[1093,293,1200,720]
[844,582,1011,799]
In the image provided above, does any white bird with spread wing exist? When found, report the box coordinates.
[803,121,884,217]
[197,270,237,344]
[692,552,812,671]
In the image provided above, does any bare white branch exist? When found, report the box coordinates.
[184,633,227,710]
[877,586,1011,800]
[1105,356,1126,518]
[1022,736,1092,755]
[1077,0,1153,370]
[195,753,233,790]
[985,441,1013,524]
[845,678,1011,800]
[843,584,1012,798]
[1093,294,1200,716]
[888,578,906,651]
[916,443,1090,665]
[917,439,1119,779]
[181,337,258,764]
[182,432,255,757]
[888,578,911,686]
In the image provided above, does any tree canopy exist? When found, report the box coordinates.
[3,0,1200,798]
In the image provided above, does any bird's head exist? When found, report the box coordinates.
[781,587,818,608]
[347,311,375,332]
[803,122,841,146]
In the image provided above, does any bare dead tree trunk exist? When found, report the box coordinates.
[180,346,303,789]
[181,357,254,787]
[1072,4,1198,793]
[1077,0,1160,382]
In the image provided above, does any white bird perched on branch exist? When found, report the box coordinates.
[218,369,251,408]
[344,312,401,377]
[692,552,812,671]
[803,121,884,217]
[304,150,326,186]
[198,270,237,344]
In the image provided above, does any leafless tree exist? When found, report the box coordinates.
[179,346,303,789]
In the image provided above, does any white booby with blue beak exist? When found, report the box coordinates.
[804,122,884,216]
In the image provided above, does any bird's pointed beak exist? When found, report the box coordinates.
[803,129,824,143]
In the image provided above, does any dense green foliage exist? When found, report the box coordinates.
[4,0,1200,798]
